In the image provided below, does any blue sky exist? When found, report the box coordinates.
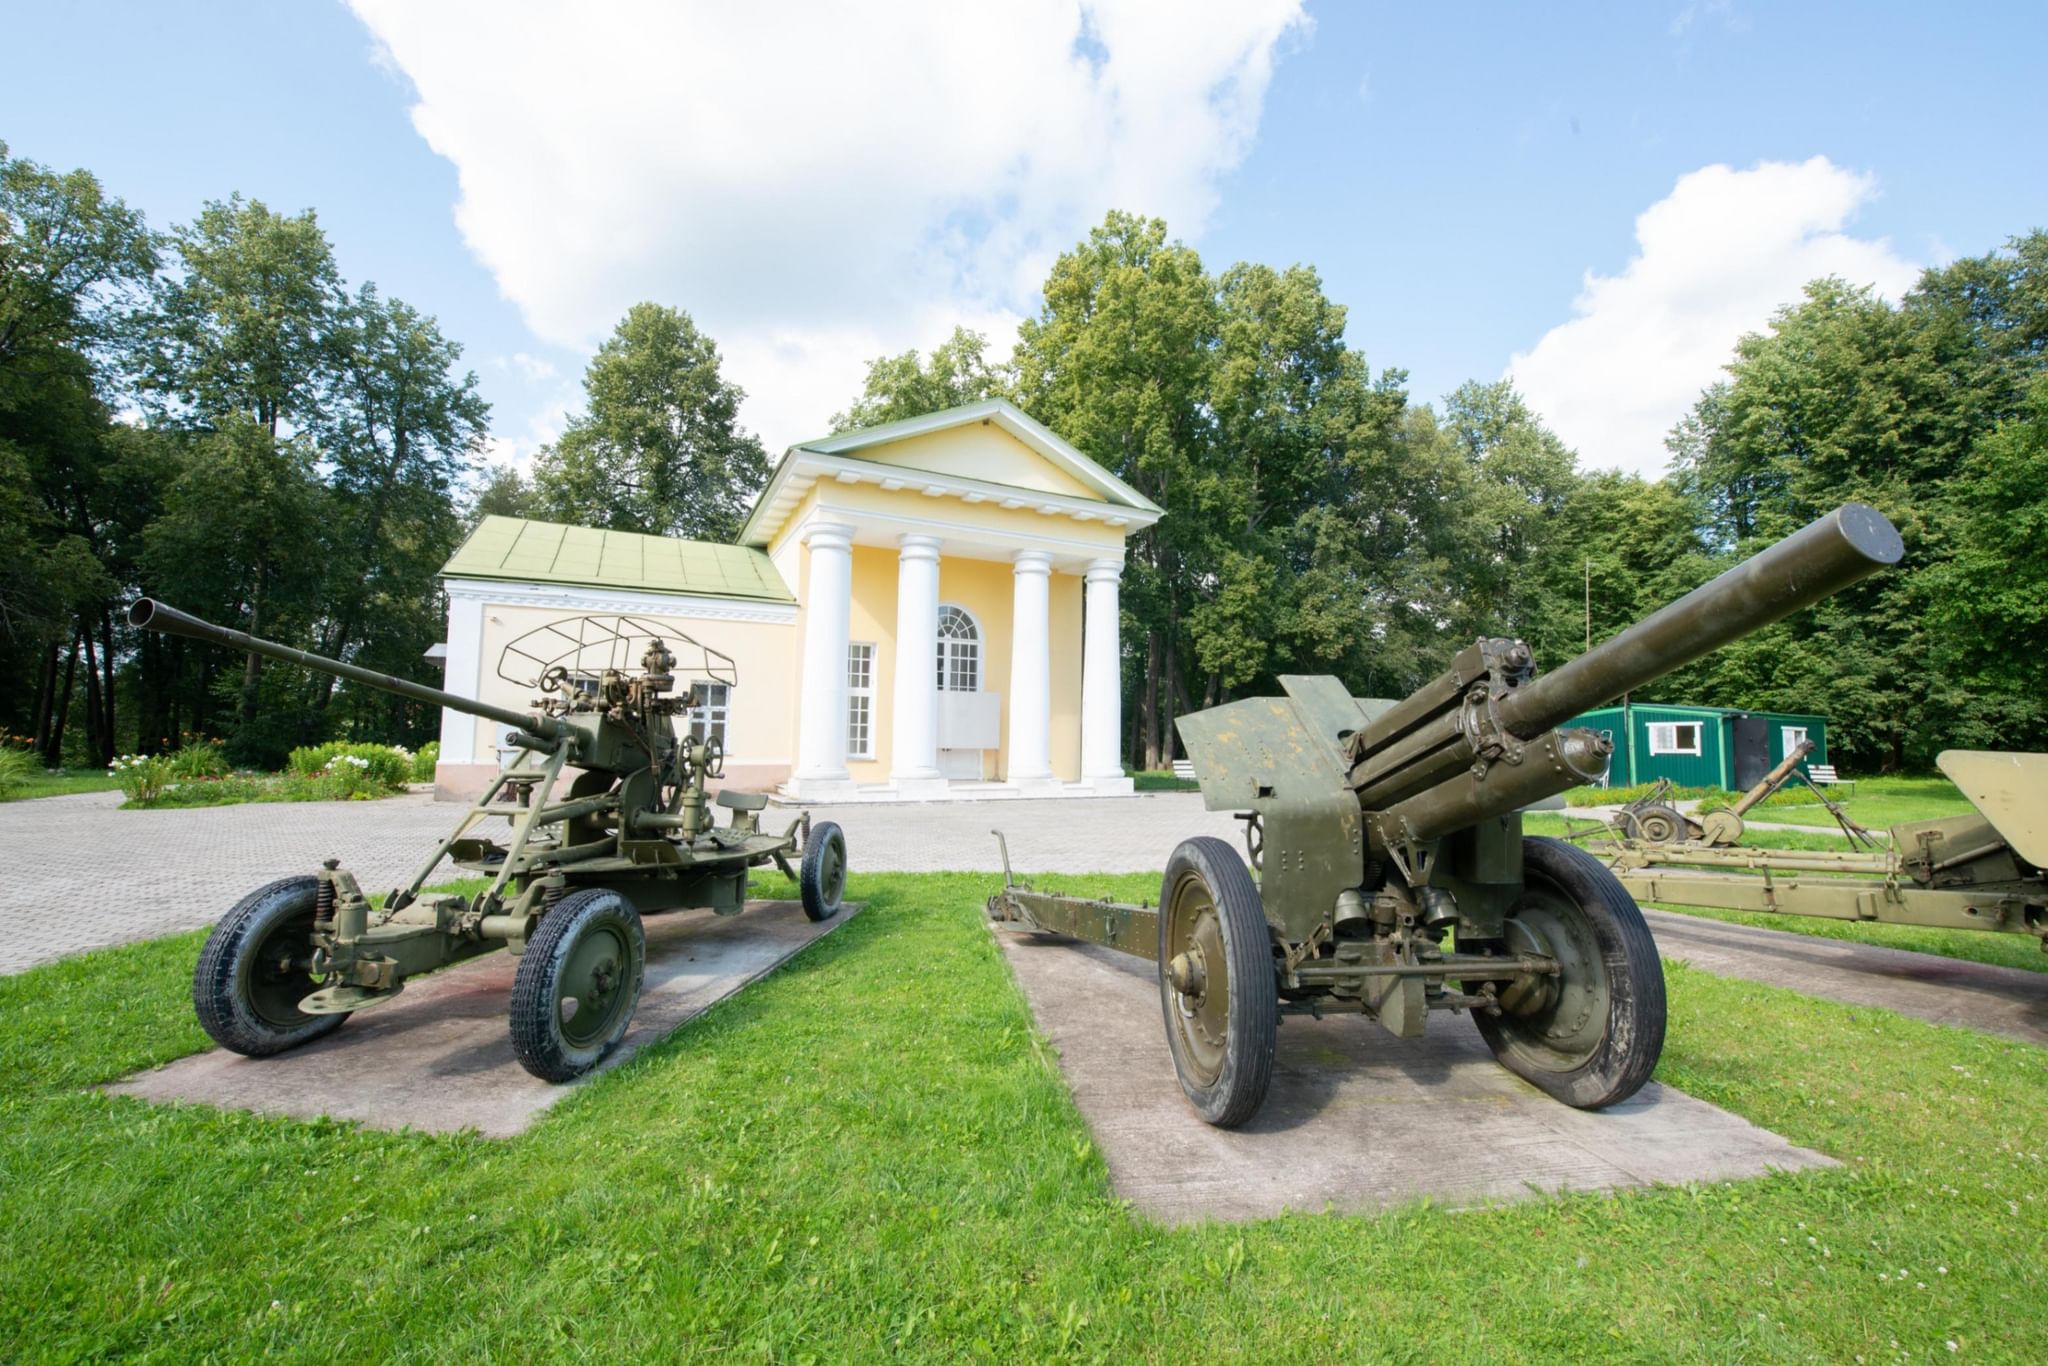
[6,2,2043,478]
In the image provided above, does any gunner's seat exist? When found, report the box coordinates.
[715,789,771,812]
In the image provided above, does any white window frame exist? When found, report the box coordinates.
[1647,721,1702,756]
[1781,725,1809,756]
[936,603,981,693]
[846,642,875,760]
[687,682,731,748]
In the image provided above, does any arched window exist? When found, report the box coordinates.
[936,605,980,692]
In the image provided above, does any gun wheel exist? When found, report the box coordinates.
[800,821,847,921]
[1473,836,1666,1109]
[193,876,349,1056]
[1158,836,1277,1128]
[510,889,645,1082]
[1623,804,1688,845]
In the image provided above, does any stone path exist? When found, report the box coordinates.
[0,789,1238,974]
[1644,907,2048,1046]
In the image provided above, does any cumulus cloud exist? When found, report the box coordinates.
[348,0,1306,449]
[1507,157,1922,478]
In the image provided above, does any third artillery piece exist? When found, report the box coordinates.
[990,504,1903,1126]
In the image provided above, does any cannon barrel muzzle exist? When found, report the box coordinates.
[1500,502,1902,735]
[128,599,568,741]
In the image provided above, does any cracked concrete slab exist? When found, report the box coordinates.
[107,899,859,1137]
[992,925,1835,1225]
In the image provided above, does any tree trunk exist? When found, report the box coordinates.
[80,618,105,765]
[241,574,266,729]
[99,609,117,756]
[1140,631,1162,769]
[32,640,56,754]
[46,633,79,766]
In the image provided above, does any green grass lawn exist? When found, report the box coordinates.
[2,871,2043,1360]
[1748,774,1977,831]
[1128,767,1199,792]
[0,770,125,802]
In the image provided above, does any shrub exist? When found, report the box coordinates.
[109,753,176,805]
[286,742,411,792]
[0,746,36,799]
[411,741,439,782]
[144,776,265,808]
[165,737,231,779]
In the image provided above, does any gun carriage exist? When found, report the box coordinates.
[130,599,849,1082]
[990,505,1903,1126]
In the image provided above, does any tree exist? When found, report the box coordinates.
[1013,212,1218,766]
[307,284,488,714]
[528,303,769,541]
[0,141,157,399]
[831,326,1007,431]
[137,195,342,436]
[465,462,537,522]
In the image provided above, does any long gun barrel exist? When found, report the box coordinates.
[1343,504,1902,841]
[128,598,569,741]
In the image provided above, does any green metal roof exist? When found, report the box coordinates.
[442,516,793,603]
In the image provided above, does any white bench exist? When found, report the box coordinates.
[1807,763,1855,797]
[1171,759,1197,782]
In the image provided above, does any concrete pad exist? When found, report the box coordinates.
[108,900,860,1137]
[1643,908,2048,1047]
[992,926,1835,1226]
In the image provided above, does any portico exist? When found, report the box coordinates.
[746,400,1159,802]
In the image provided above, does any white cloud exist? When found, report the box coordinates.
[348,0,1306,451]
[1507,157,1921,478]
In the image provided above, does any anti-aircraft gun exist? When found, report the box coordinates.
[989,504,1902,1126]
[129,600,848,1082]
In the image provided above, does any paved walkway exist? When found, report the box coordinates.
[1643,908,2048,1047]
[0,790,1240,973]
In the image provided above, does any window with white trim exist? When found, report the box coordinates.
[1782,725,1809,756]
[936,604,980,692]
[846,643,875,759]
[1647,721,1702,756]
[687,683,730,748]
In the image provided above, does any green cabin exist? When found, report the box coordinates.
[1563,702,1828,791]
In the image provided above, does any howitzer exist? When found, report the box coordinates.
[989,504,1902,1126]
[130,599,849,1082]
[1613,739,1866,848]
[1604,750,2048,944]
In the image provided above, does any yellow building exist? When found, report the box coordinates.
[432,399,1162,801]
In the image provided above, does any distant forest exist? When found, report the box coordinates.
[5,141,2044,772]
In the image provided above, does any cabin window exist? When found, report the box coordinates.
[1647,721,1701,756]
[846,643,875,759]
[1782,725,1809,756]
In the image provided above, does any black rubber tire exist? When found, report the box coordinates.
[1474,836,1666,1109]
[800,821,847,923]
[509,889,646,1082]
[192,876,349,1057]
[1157,836,1278,1128]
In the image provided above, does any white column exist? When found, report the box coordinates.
[1006,549,1056,786]
[889,535,947,797]
[789,522,858,798]
[1080,557,1132,793]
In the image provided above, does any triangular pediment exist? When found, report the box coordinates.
[739,399,1162,549]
